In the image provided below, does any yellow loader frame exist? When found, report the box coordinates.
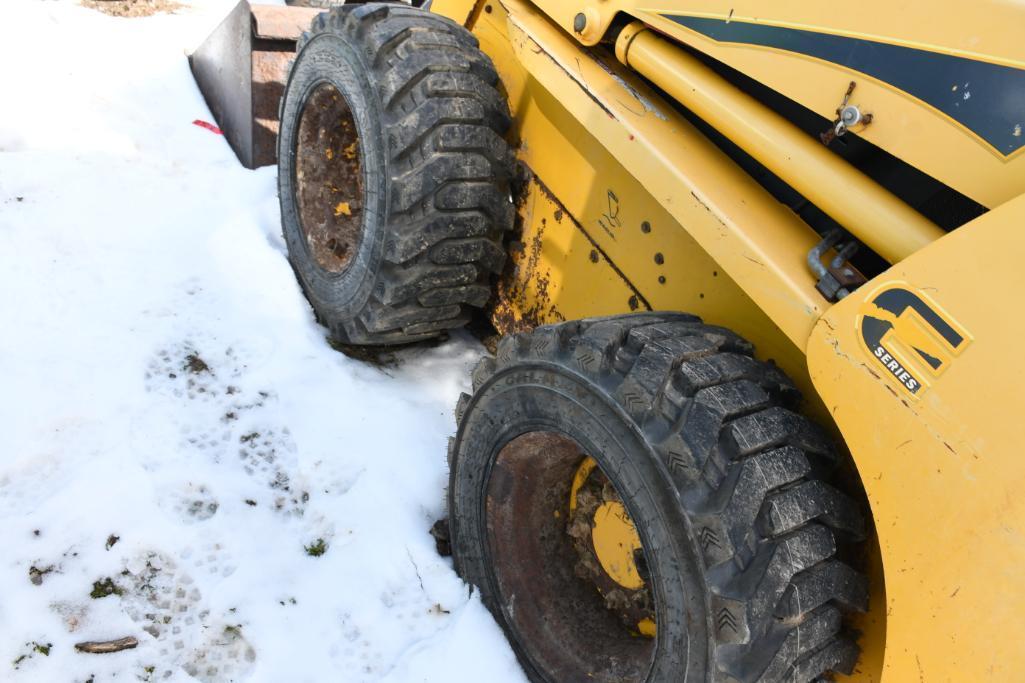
[433,0,1025,679]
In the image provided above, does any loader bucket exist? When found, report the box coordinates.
[188,1,320,169]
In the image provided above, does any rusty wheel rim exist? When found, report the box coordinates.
[485,431,657,682]
[294,82,364,274]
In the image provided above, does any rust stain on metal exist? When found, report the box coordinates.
[251,5,320,40]
[485,432,655,680]
[491,206,561,334]
[249,6,321,165]
[251,49,292,166]
[491,171,650,335]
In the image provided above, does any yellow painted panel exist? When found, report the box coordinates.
[472,1,816,396]
[428,0,479,25]
[617,24,944,265]
[528,0,1025,208]
[476,0,830,352]
[808,192,1025,680]
[492,179,645,332]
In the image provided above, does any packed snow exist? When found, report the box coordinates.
[0,2,527,681]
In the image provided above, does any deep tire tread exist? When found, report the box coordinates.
[460,312,867,682]
[292,3,512,344]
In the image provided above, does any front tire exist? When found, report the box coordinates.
[448,313,868,682]
[278,4,514,345]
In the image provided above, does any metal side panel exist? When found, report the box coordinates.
[471,0,828,354]
[525,0,1025,209]
[491,176,651,334]
[189,0,255,168]
[807,191,1025,681]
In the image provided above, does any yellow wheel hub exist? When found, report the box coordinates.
[569,457,656,638]
[591,501,645,590]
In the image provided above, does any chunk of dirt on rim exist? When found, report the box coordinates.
[81,0,183,18]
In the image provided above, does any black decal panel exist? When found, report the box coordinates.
[664,15,1025,156]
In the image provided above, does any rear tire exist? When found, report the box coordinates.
[448,313,868,682]
[278,3,514,345]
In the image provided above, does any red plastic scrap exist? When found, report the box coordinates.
[192,119,223,135]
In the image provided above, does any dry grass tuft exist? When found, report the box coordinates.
[81,0,184,18]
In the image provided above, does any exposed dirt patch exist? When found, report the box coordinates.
[295,83,365,274]
[81,0,183,18]
[89,576,124,599]
[325,335,447,369]
[465,312,501,355]
[183,352,210,375]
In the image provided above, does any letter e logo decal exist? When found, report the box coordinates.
[857,284,971,396]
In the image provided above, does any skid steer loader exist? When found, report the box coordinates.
[195,0,1025,680]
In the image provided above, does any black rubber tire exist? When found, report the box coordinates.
[448,313,868,682]
[278,3,514,345]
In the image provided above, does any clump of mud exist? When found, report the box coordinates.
[81,0,183,18]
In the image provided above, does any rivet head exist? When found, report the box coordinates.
[573,12,587,33]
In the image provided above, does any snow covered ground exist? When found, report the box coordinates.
[0,2,526,681]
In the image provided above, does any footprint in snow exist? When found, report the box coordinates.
[159,481,219,524]
[120,551,254,683]
[236,426,309,517]
[181,540,237,579]
[144,341,310,518]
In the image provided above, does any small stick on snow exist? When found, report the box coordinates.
[406,547,425,593]
[74,637,138,654]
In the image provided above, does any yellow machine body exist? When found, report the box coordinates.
[506,0,1025,209]
[808,191,1025,681]
[432,0,1025,679]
